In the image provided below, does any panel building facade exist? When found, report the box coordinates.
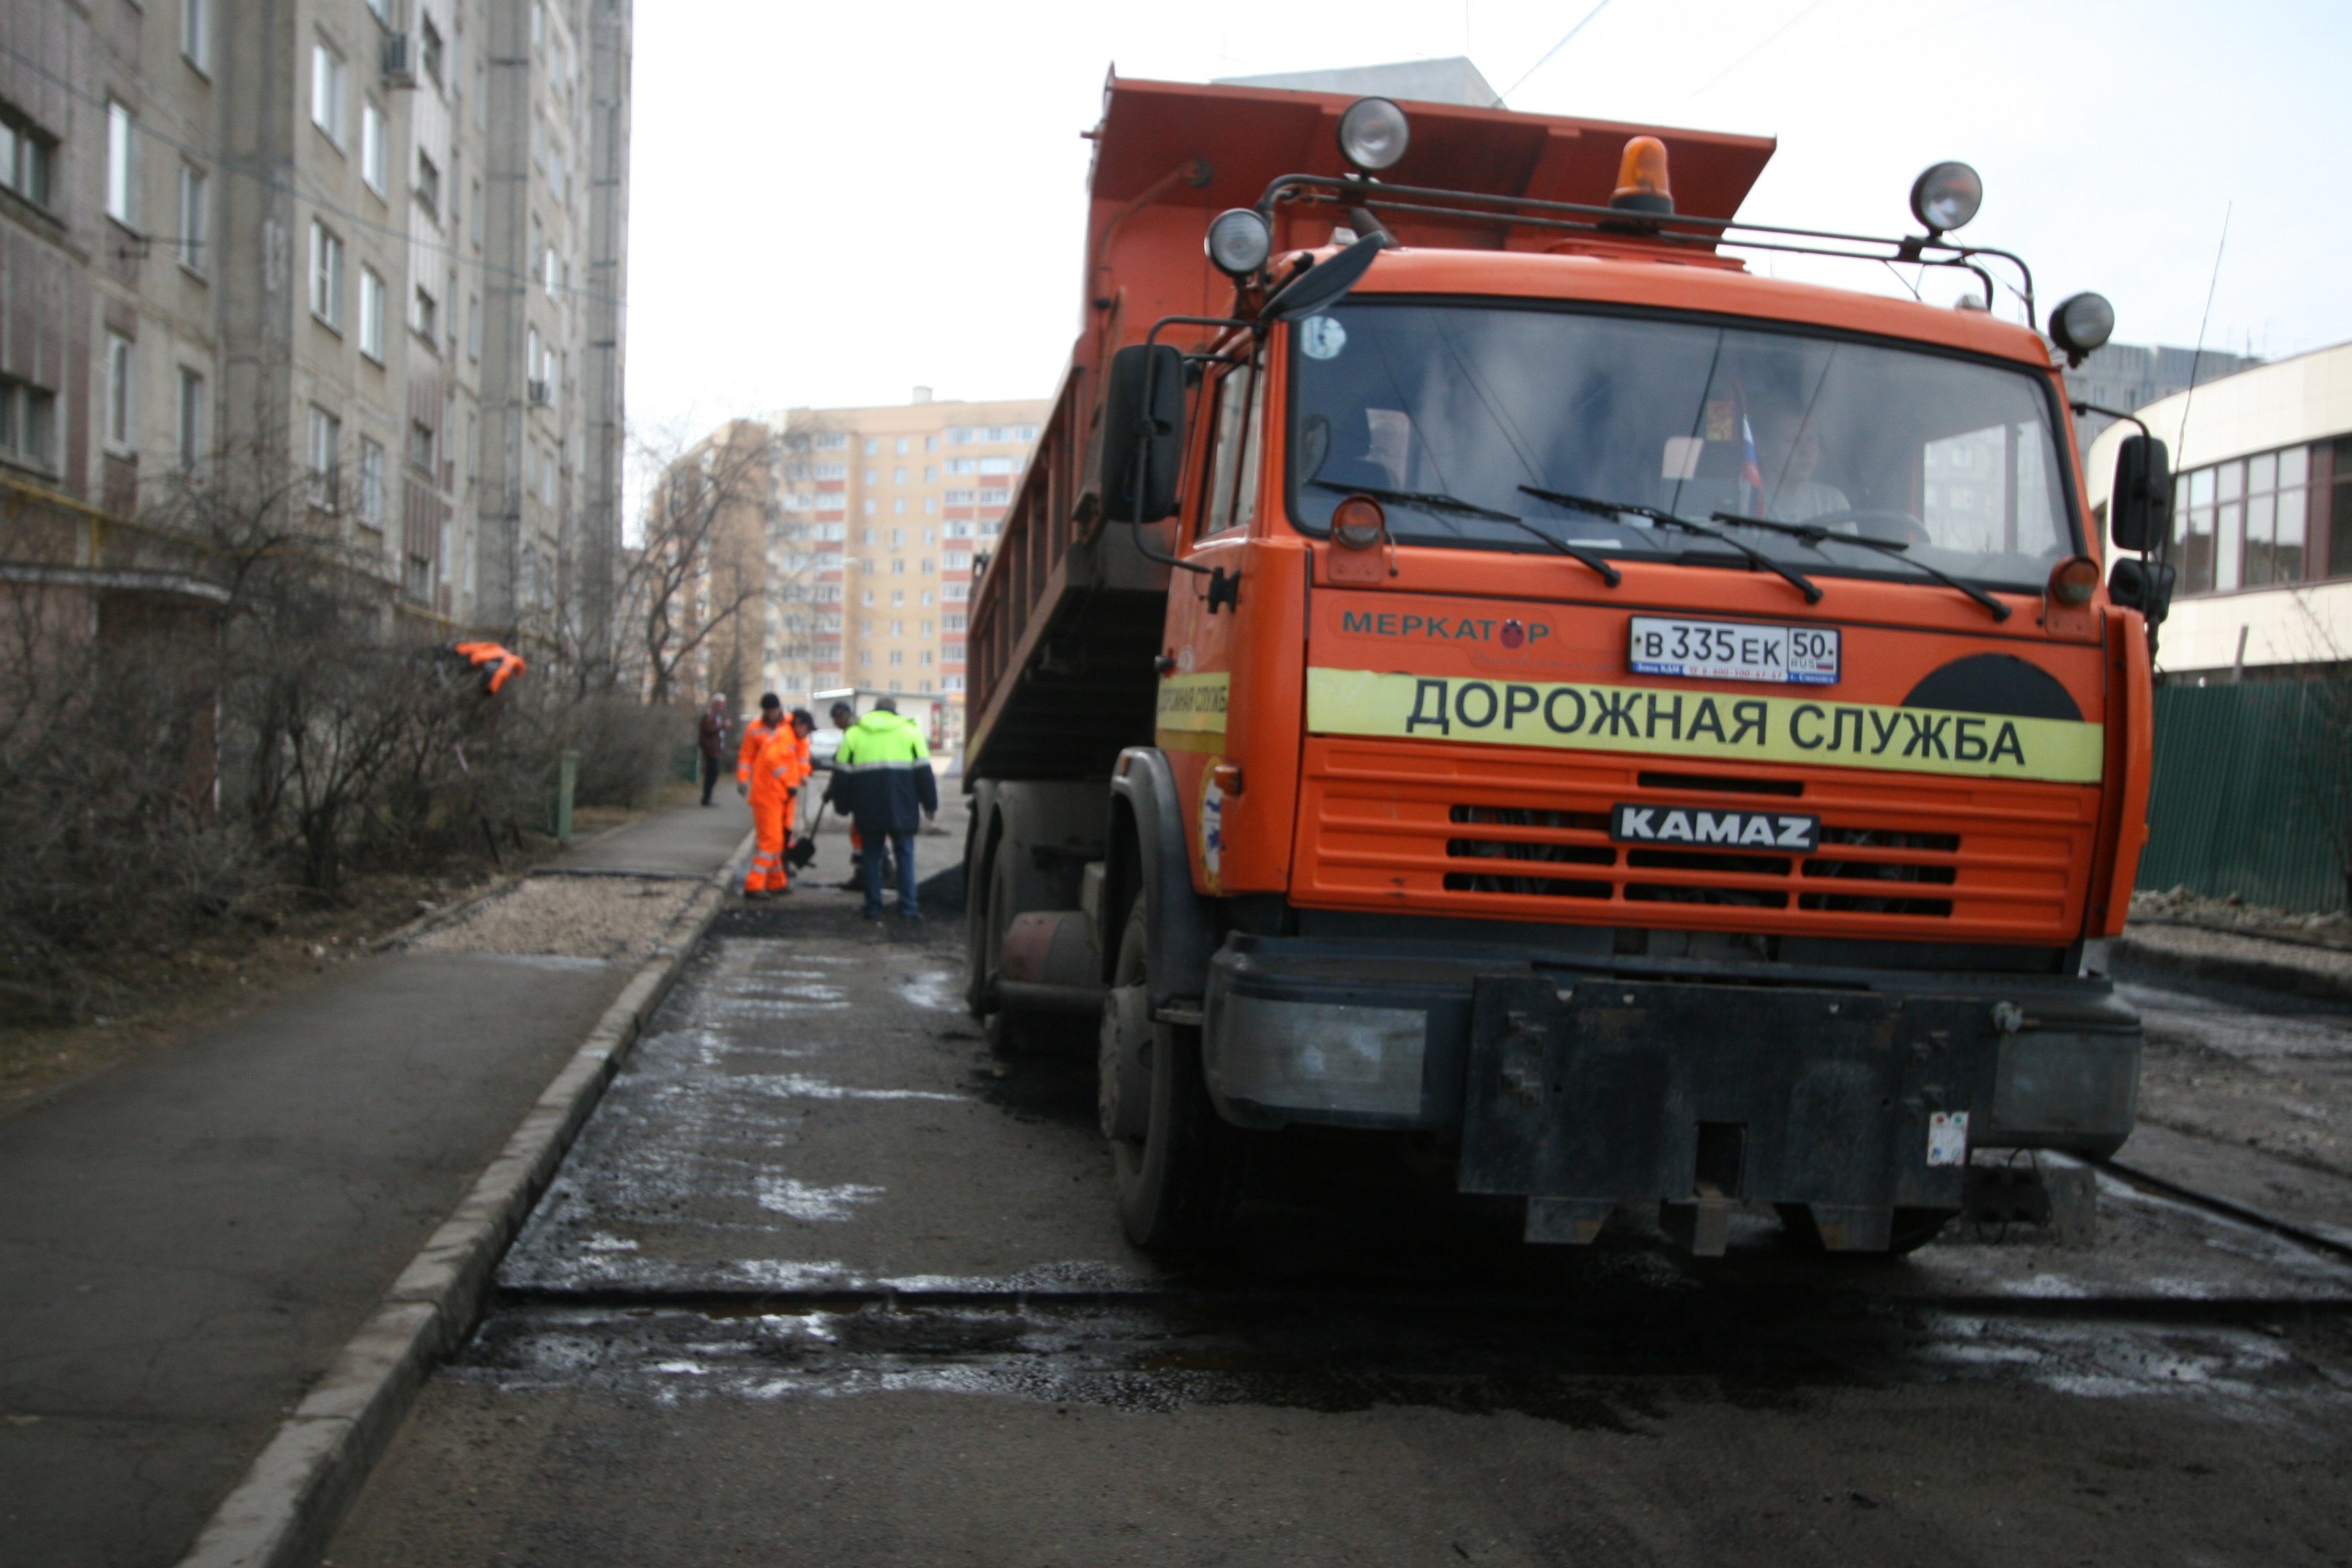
[0,0,630,654]
[764,391,1048,746]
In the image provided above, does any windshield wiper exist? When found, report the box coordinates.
[1709,511,2011,622]
[1313,481,1620,587]
[1520,486,1822,605]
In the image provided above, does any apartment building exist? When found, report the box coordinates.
[761,391,1050,746]
[0,0,630,655]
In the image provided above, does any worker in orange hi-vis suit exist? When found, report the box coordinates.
[736,692,787,798]
[744,707,814,897]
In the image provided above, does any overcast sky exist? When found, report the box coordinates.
[624,0,2350,468]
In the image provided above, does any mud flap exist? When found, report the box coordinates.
[1459,976,1998,1248]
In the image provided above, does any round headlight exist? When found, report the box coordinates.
[2049,291,2116,363]
[1204,208,1273,278]
[1336,97,1410,173]
[2049,554,2101,607]
[1331,494,1387,550]
[1908,160,1983,235]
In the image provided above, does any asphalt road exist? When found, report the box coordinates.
[326,844,2352,1567]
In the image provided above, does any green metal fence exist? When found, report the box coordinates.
[2137,681,2349,913]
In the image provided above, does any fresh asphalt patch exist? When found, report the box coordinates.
[324,880,2352,1565]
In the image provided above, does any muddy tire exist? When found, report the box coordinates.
[1106,901,1232,1250]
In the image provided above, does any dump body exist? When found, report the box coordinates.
[964,75,2153,1254]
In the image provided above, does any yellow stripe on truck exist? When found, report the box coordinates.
[1306,667,2104,785]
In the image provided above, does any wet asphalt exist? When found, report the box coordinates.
[324,836,2352,1567]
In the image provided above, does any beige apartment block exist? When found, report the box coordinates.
[686,390,1048,748]
[0,0,630,657]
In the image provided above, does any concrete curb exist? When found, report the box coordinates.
[175,830,755,1568]
[2111,932,2352,1007]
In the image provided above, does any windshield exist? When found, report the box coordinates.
[1286,301,2077,593]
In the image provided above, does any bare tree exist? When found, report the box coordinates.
[620,424,774,707]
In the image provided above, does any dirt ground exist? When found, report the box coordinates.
[2133,884,2352,951]
[0,793,677,1121]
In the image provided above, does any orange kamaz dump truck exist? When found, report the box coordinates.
[962,75,2175,1256]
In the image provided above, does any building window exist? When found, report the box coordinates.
[0,111,57,208]
[420,15,444,87]
[307,406,340,507]
[415,150,440,215]
[105,101,135,224]
[467,295,481,360]
[408,420,436,474]
[174,369,205,473]
[0,377,58,470]
[889,650,903,667]
[177,164,208,273]
[979,488,1009,505]
[944,550,971,569]
[946,457,975,475]
[358,266,385,359]
[183,0,211,72]
[361,101,386,193]
[944,675,964,693]
[2173,444,2322,595]
[409,285,438,341]
[103,332,134,451]
[356,436,385,524]
[944,582,969,601]
[309,223,344,326]
[944,613,967,632]
[311,42,346,144]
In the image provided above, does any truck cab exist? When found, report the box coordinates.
[961,77,2168,1257]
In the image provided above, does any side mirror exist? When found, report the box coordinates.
[1101,344,1184,524]
[2108,555,2176,626]
[2110,434,2171,553]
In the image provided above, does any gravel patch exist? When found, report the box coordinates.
[411,875,703,964]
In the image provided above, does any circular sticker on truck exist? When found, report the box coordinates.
[1300,315,1348,360]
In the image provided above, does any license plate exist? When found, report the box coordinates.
[1610,803,1819,853]
[1628,616,1840,685]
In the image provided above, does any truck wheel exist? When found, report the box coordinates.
[977,852,1031,1050]
[1105,901,1232,1250]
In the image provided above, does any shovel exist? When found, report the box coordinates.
[787,799,828,871]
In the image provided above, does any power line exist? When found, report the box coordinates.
[1673,0,1836,111]
[0,36,626,313]
[1499,0,1614,105]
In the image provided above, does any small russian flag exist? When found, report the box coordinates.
[1739,416,1765,515]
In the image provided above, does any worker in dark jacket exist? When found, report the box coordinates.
[824,699,938,921]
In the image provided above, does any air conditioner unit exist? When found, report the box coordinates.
[527,379,552,407]
[381,34,418,87]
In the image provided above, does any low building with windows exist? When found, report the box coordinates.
[2086,341,2352,680]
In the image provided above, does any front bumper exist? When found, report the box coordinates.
[1200,932,2141,1201]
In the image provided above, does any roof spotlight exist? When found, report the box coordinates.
[1205,207,1273,278]
[2048,291,2116,368]
[1908,160,1983,236]
[1336,97,1410,173]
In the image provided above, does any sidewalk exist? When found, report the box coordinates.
[0,802,749,1568]
[2112,920,2352,1004]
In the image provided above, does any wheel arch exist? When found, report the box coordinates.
[1108,747,1216,1010]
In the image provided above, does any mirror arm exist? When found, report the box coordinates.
[2070,401,2151,439]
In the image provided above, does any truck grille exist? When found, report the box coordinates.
[1297,740,2092,944]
